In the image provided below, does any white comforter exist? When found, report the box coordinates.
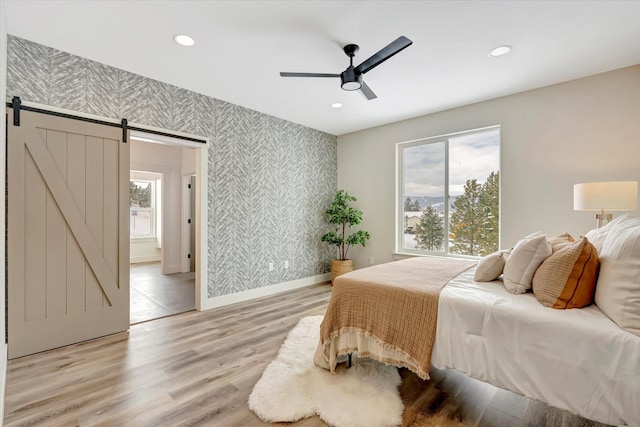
[431,269,640,427]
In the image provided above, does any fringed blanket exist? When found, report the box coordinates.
[314,257,476,380]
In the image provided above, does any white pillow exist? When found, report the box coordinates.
[473,250,509,282]
[595,215,640,336]
[503,234,552,294]
[584,214,635,253]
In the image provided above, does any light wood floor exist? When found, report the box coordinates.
[4,283,610,427]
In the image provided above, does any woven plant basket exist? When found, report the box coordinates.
[331,259,354,284]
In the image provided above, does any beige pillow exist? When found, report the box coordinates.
[548,232,575,252]
[595,215,640,336]
[474,250,509,282]
[503,234,552,294]
[532,237,599,309]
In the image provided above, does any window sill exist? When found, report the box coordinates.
[130,237,157,243]
[393,252,480,261]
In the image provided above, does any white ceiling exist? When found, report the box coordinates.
[5,1,640,136]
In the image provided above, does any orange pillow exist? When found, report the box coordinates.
[532,237,599,309]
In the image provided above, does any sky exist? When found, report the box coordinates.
[403,128,500,197]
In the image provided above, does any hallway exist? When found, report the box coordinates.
[130,262,195,324]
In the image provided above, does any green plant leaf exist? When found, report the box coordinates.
[321,190,371,260]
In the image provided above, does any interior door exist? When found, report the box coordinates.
[7,108,130,359]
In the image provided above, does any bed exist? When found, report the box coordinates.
[433,268,640,426]
[314,215,640,427]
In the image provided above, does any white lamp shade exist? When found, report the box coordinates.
[573,181,638,211]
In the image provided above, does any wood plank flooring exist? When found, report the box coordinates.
[4,283,611,426]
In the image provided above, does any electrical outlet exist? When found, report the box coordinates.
[284,260,289,269]
[269,262,274,272]
[369,256,375,265]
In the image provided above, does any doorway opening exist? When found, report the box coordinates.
[128,135,199,324]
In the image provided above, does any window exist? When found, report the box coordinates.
[397,126,500,257]
[129,172,161,239]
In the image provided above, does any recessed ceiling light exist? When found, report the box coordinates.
[174,34,195,47]
[330,103,343,109]
[489,45,512,58]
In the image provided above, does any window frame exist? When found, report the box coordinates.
[395,125,501,258]
[129,178,157,240]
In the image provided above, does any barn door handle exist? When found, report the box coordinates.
[121,118,128,143]
[12,96,21,126]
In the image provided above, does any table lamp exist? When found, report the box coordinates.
[573,181,638,228]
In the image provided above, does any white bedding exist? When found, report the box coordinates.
[431,269,640,427]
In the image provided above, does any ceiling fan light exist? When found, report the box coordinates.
[342,81,362,91]
[340,69,363,91]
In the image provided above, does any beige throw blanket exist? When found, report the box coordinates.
[314,257,476,380]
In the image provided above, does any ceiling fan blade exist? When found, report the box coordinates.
[360,81,377,100]
[280,72,340,78]
[354,36,413,75]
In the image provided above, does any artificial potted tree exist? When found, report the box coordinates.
[321,190,371,284]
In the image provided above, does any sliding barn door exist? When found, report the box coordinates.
[7,108,130,359]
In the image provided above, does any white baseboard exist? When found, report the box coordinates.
[199,273,330,311]
[130,255,161,264]
[0,342,7,423]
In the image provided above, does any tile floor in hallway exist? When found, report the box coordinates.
[130,262,195,324]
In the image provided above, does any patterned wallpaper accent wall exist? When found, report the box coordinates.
[6,35,337,298]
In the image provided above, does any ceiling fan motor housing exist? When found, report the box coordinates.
[341,67,363,91]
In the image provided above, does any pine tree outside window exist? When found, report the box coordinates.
[396,126,500,257]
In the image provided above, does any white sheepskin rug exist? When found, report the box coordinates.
[248,315,403,427]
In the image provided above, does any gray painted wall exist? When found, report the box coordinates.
[6,35,336,298]
[337,65,640,271]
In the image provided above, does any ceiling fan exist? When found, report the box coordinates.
[280,36,413,100]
